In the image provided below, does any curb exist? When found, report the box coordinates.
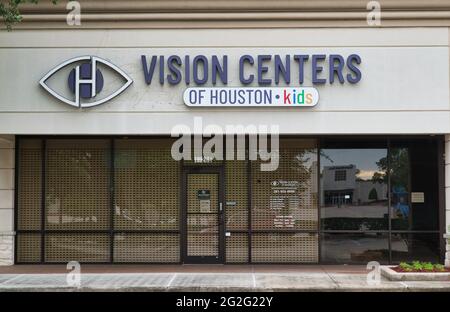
[381,266,450,282]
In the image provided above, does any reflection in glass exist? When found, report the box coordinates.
[252,139,318,231]
[389,148,411,230]
[252,233,318,263]
[320,149,388,231]
[391,233,440,263]
[321,233,389,264]
[389,140,439,231]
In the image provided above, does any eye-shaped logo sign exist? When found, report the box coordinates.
[39,56,133,108]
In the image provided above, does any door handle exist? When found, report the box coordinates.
[219,202,224,224]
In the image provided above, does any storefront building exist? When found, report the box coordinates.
[0,1,449,266]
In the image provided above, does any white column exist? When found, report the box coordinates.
[445,135,450,267]
[0,135,14,265]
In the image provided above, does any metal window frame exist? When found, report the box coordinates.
[247,137,320,264]
[109,138,115,263]
[13,138,19,264]
[318,136,444,264]
[437,137,446,263]
[181,165,225,264]
[15,136,183,264]
[40,139,46,263]
[14,134,445,265]
[246,135,252,264]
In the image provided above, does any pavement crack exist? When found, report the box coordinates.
[166,273,177,289]
[323,270,340,289]
[1,274,23,285]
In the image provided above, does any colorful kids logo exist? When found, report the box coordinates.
[183,87,319,107]
[281,89,316,105]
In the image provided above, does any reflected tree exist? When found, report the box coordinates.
[372,148,409,189]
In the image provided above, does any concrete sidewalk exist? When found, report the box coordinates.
[0,271,449,292]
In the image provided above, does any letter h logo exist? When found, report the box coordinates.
[40,55,133,108]
[69,58,102,106]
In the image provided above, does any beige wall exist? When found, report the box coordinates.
[1,0,449,29]
[0,27,448,135]
[0,1,450,265]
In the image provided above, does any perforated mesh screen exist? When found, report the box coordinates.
[114,233,180,263]
[251,233,318,263]
[224,158,249,263]
[225,160,248,231]
[251,139,318,231]
[17,139,42,230]
[17,137,321,264]
[187,173,219,257]
[183,136,224,166]
[226,233,248,263]
[249,138,319,263]
[114,139,179,230]
[45,234,110,263]
[45,139,110,230]
[187,233,220,256]
[16,233,41,263]
[17,138,183,264]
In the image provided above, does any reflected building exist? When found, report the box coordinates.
[321,164,388,207]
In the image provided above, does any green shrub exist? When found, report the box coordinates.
[399,261,446,272]
[399,262,408,268]
[412,261,423,271]
[423,262,434,272]
[434,264,445,272]
[399,262,413,272]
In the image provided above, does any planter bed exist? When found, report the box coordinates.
[392,267,450,273]
[381,266,450,281]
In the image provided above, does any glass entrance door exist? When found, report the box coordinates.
[182,167,224,264]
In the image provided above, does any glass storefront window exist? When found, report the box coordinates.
[252,139,318,231]
[16,233,41,263]
[114,139,180,230]
[320,143,389,231]
[15,136,443,264]
[391,233,440,263]
[114,233,180,263]
[389,147,411,230]
[321,232,389,264]
[225,160,248,231]
[45,139,110,230]
[252,233,318,263]
[45,234,110,263]
[17,139,42,231]
[390,139,439,231]
[226,233,248,263]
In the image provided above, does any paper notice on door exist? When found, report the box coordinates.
[411,192,425,203]
[199,199,211,213]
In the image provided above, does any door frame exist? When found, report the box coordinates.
[181,166,225,264]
